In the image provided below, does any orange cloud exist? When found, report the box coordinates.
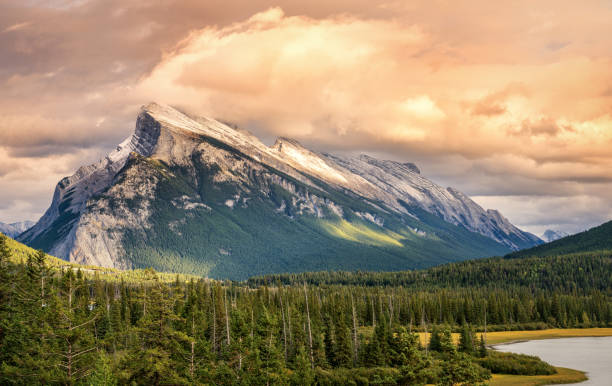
[137,7,612,164]
[2,1,612,233]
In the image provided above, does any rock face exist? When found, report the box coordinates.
[19,103,541,279]
[0,221,35,238]
[324,154,541,250]
[542,229,570,243]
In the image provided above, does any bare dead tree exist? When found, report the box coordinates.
[303,282,314,369]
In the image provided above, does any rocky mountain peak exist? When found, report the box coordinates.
[357,154,420,174]
[542,229,570,242]
[20,102,542,276]
[270,137,349,184]
[0,221,35,238]
[270,137,306,152]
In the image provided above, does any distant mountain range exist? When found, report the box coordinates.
[0,221,35,238]
[541,229,570,243]
[18,103,541,279]
[507,220,612,259]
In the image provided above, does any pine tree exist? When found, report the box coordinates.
[428,325,442,352]
[323,317,335,367]
[87,353,118,386]
[478,333,487,358]
[394,327,430,386]
[2,250,57,384]
[290,345,315,386]
[438,326,455,354]
[51,268,99,384]
[333,315,353,368]
[458,324,474,354]
[120,276,189,385]
[0,234,11,356]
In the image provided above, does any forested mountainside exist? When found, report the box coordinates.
[18,103,540,279]
[506,219,612,259]
[249,251,612,295]
[0,231,201,284]
[1,233,609,385]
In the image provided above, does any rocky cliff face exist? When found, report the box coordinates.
[322,154,541,250]
[19,103,541,279]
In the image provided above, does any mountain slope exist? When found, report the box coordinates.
[19,103,539,279]
[324,153,541,250]
[542,229,570,243]
[507,220,612,259]
[0,221,35,238]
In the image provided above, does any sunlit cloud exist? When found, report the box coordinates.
[1,0,612,235]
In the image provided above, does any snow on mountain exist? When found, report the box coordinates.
[0,221,35,238]
[19,102,541,273]
[323,154,540,250]
[542,229,570,243]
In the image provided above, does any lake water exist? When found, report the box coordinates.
[493,336,612,385]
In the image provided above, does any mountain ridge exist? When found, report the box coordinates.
[506,220,612,259]
[542,229,570,243]
[0,221,35,238]
[19,102,541,279]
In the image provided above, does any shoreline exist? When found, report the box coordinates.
[491,335,612,385]
[485,330,612,385]
[481,328,612,346]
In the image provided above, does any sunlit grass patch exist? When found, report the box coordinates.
[490,367,587,386]
[320,219,404,247]
[485,328,612,345]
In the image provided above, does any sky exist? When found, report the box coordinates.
[1,0,612,236]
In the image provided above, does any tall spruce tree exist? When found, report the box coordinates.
[120,275,189,385]
[458,324,475,354]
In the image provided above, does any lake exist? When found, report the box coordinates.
[493,336,612,385]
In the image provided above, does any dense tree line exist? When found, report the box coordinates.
[1,235,609,385]
[506,220,612,259]
[249,251,612,296]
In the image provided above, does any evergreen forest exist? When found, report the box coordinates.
[1,234,610,385]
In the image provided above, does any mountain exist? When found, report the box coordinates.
[507,220,612,259]
[542,229,570,243]
[323,154,540,250]
[19,103,540,279]
[0,221,35,238]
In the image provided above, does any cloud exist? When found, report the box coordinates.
[1,1,612,234]
[472,194,612,236]
[2,21,31,33]
[514,117,562,137]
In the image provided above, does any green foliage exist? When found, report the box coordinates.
[392,328,430,385]
[477,351,557,375]
[0,241,609,385]
[507,220,612,259]
[458,324,475,354]
[250,251,612,295]
[438,352,491,386]
[87,353,118,386]
[477,334,487,358]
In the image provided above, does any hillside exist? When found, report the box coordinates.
[249,250,612,295]
[506,220,612,259]
[18,103,540,280]
[0,232,200,283]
